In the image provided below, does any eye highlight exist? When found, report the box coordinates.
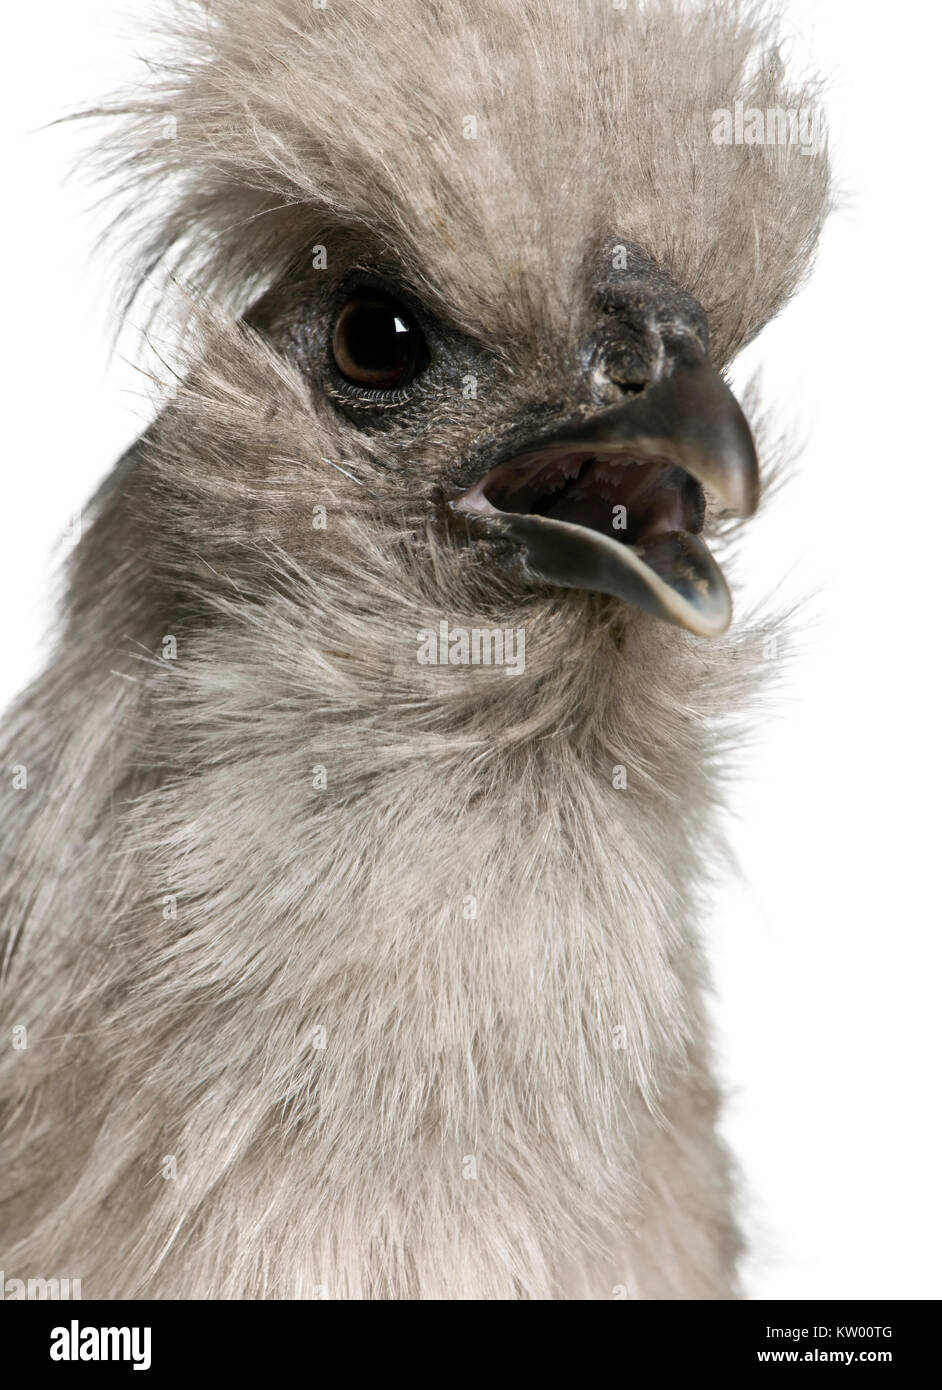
[330,291,428,391]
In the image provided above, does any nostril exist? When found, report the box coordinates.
[589,360,648,403]
[588,339,652,401]
[610,373,648,395]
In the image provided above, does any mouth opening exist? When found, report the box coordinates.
[448,359,759,638]
[475,449,707,549]
[452,441,735,637]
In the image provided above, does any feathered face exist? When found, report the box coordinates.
[247,237,758,637]
[99,0,827,679]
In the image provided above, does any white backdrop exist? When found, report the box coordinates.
[2,0,939,1299]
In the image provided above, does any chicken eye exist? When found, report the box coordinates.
[331,292,427,390]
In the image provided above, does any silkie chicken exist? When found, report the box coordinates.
[0,0,829,1298]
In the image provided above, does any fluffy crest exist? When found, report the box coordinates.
[95,0,829,363]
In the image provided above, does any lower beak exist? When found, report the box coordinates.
[450,357,759,637]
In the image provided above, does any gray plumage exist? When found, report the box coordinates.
[0,0,829,1298]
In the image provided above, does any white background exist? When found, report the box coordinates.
[2,1,939,1299]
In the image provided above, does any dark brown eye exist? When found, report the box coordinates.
[330,292,427,390]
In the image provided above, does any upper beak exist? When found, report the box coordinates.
[450,354,759,637]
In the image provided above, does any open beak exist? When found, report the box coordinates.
[450,355,759,637]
